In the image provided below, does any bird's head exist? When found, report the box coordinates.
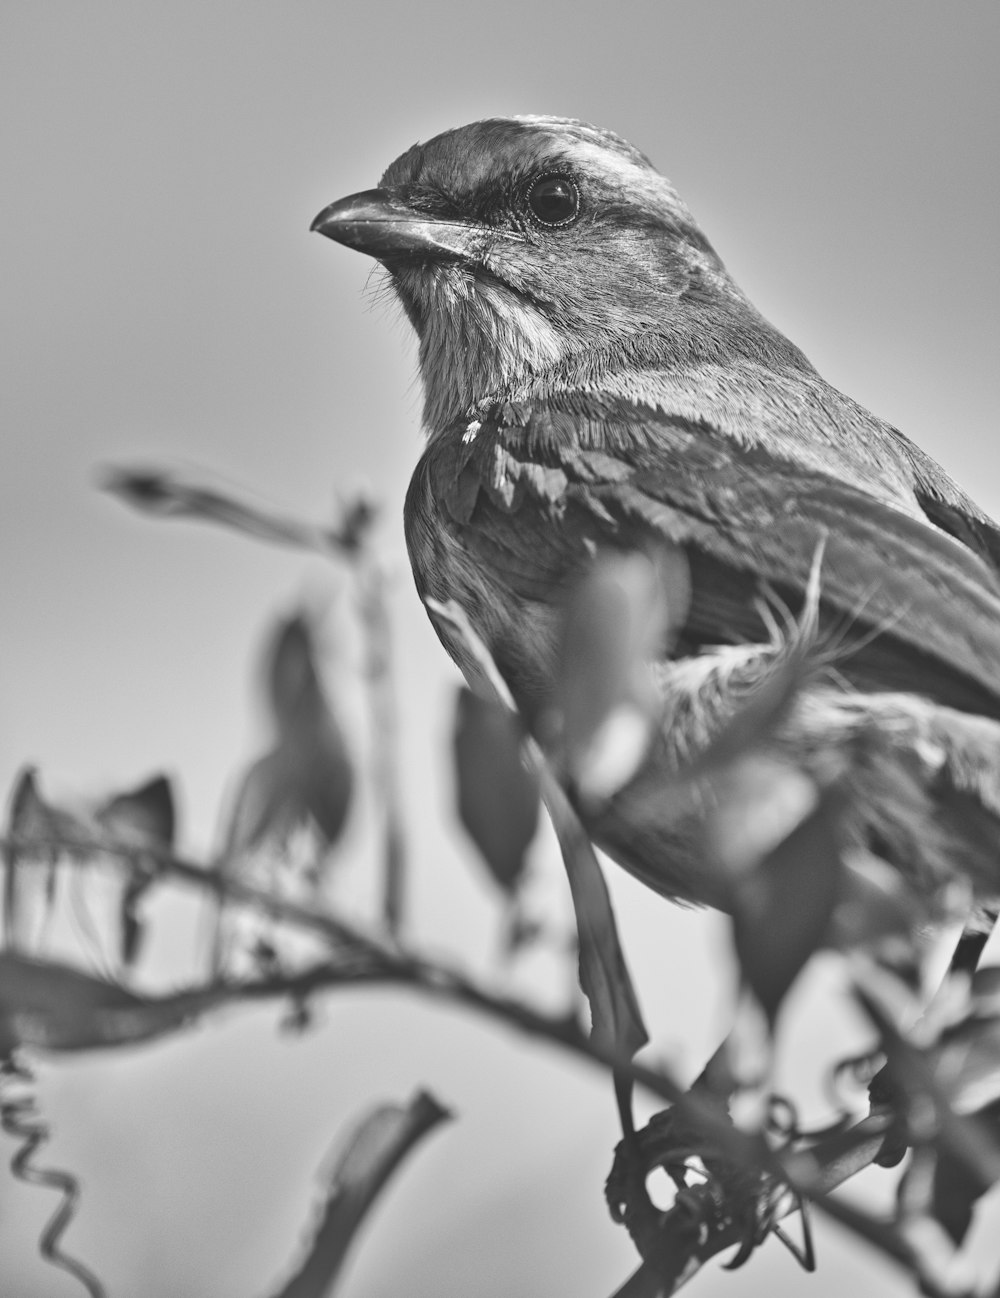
[312,116,797,435]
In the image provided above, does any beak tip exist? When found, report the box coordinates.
[309,207,334,236]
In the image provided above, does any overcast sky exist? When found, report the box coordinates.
[2,3,998,1296]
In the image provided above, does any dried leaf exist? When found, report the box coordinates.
[453,688,539,893]
[267,1092,451,1298]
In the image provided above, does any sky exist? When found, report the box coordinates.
[1,2,999,1295]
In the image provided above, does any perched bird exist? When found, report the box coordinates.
[311,116,1000,937]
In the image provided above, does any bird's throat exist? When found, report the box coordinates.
[394,263,567,436]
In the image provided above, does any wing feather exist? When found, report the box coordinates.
[407,399,1000,719]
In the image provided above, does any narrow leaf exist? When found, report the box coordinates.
[453,688,540,893]
[267,1091,451,1298]
[424,597,647,1059]
[541,769,648,1058]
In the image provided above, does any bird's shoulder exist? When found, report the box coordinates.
[405,382,1000,718]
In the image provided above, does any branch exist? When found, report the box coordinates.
[4,824,946,1293]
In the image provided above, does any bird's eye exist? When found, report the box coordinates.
[526,174,579,228]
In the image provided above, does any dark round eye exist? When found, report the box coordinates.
[526,174,579,228]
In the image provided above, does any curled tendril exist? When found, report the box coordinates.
[763,1085,851,1147]
[0,1055,106,1298]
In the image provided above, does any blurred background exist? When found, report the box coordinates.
[2,2,998,1294]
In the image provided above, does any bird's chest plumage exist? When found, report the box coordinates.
[403,417,599,711]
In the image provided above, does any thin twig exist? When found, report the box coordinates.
[355,548,406,936]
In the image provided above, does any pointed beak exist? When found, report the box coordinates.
[310,188,477,261]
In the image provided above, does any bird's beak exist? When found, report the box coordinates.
[310,188,476,261]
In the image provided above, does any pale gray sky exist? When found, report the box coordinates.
[2,3,998,1295]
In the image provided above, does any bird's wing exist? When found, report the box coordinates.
[883,425,1000,575]
[409,399,1000,719]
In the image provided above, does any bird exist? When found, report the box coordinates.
[310,115,1000,946]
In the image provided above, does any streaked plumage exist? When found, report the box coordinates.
[312,116,1000,930]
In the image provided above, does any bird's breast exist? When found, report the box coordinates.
[403,432,568,715]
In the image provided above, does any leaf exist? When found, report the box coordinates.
[827,850,926,953]
[267,1091,451,1298]
[3,768,98,950]
[224,749,301,856]
[931,981,1000,1118]
[295,727,354,848]
[540,769,648,1058]
[424,596,647,1058]
[719,764,846,1023]
[858,982,1000,1216]
[556,547,688,802]
[452,687,539,893]
[0,952,185,1054]
[931,1105,1000,1245]
[0,925,402,1055]
[269,616,324,736]
[268,616,353,849]
[6,767,95,851]
[119,903,144,968]
[94,774,177,968]
[95,774,175,850]
[225,616,353,858]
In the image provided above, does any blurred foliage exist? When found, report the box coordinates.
[3,474,1000,1298]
